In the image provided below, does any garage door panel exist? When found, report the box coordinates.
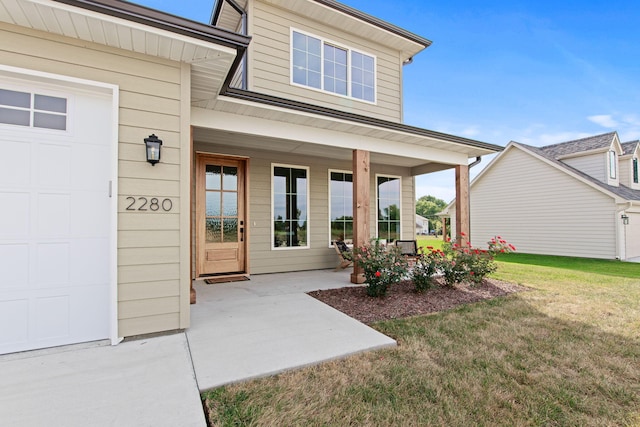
[0,300,30,353]
[0,140,30,185]
[0,192,30,238]
[70,191,110,238]
[71,144,111,190]
[0,244,29,289]
[36,193,71,237]
[37,144,71,188]
[69,238,110,284]
[33,294,70,341]
[36,242,70,286]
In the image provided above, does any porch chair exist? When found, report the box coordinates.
[394,240,421,267]
[333,240,353,271]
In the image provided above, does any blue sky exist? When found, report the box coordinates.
[131,0,640,201]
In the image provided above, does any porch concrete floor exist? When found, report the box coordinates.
[0,269,395,426]
[187,268,397,390]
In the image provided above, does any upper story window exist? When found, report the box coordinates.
[273,164,309,249]
[291,29,376,103]
[634,158,638,184]
[609,150,617,179]
[0,88,67,131]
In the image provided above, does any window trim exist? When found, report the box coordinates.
[609,150,617,180]
[328,169,354,247]
[271,163,311,250]
[375,173,402,241]
[0,85,71,133]
[633,157,638,184]
[290,28,377,104]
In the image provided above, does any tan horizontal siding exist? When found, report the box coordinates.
[118,313,180,337]
[118,280,180,302]
[118,247,181,266]
[118,263,180,285]
[249,1,402,122]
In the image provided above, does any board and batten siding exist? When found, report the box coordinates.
[193,140,415,274]
[247,0,403,123]
[0,22,189,337]
[562,152,607,183]
[452,147,617,259]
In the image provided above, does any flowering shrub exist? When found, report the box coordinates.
[353,241,408,297]
[411,246,439,292]
[423,234,516,287]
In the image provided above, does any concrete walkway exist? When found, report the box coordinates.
[188,269,396,390]
[0,269,395,426]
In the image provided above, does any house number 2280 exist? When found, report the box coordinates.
[125,197,173,212]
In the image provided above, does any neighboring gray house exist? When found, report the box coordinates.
[442,132,640,260]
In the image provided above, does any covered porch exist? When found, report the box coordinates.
[190,94,498,284]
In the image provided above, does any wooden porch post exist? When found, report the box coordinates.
[442,217,448,241]
[455,164,470,246]
[351,149,370,284]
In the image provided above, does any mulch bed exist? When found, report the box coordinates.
[308,278,527,324]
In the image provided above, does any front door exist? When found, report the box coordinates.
[196,154,246,276]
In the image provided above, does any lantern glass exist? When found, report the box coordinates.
[144,134,162,165]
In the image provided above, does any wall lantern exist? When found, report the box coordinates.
[144,134,162,166]
[621,213,630,225]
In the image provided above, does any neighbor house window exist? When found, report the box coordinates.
[329,171,353,244]
[609,150,617,179]
[0,88,67,130]
[292,29,376,102]
[273,165,309,248]
[377,175,401,242]
[634,158,638,184]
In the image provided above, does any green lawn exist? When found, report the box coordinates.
[202,255,640,426]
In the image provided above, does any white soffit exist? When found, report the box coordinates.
[0,0,238,99]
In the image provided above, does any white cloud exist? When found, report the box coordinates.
[588,114,618,128]
[460,126,481,137]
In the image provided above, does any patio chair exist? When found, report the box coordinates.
[394,240,422,268]
[333,240,353,271]
[394,240,419,257]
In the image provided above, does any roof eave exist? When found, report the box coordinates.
[53,0,251,49]
[221,87,502,155]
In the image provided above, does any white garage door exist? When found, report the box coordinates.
[0,77,113,354]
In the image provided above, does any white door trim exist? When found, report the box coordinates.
[0,64,120,346]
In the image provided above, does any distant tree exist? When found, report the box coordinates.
[416,195,447,234]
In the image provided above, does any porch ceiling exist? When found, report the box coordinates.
[0,0,243,103]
